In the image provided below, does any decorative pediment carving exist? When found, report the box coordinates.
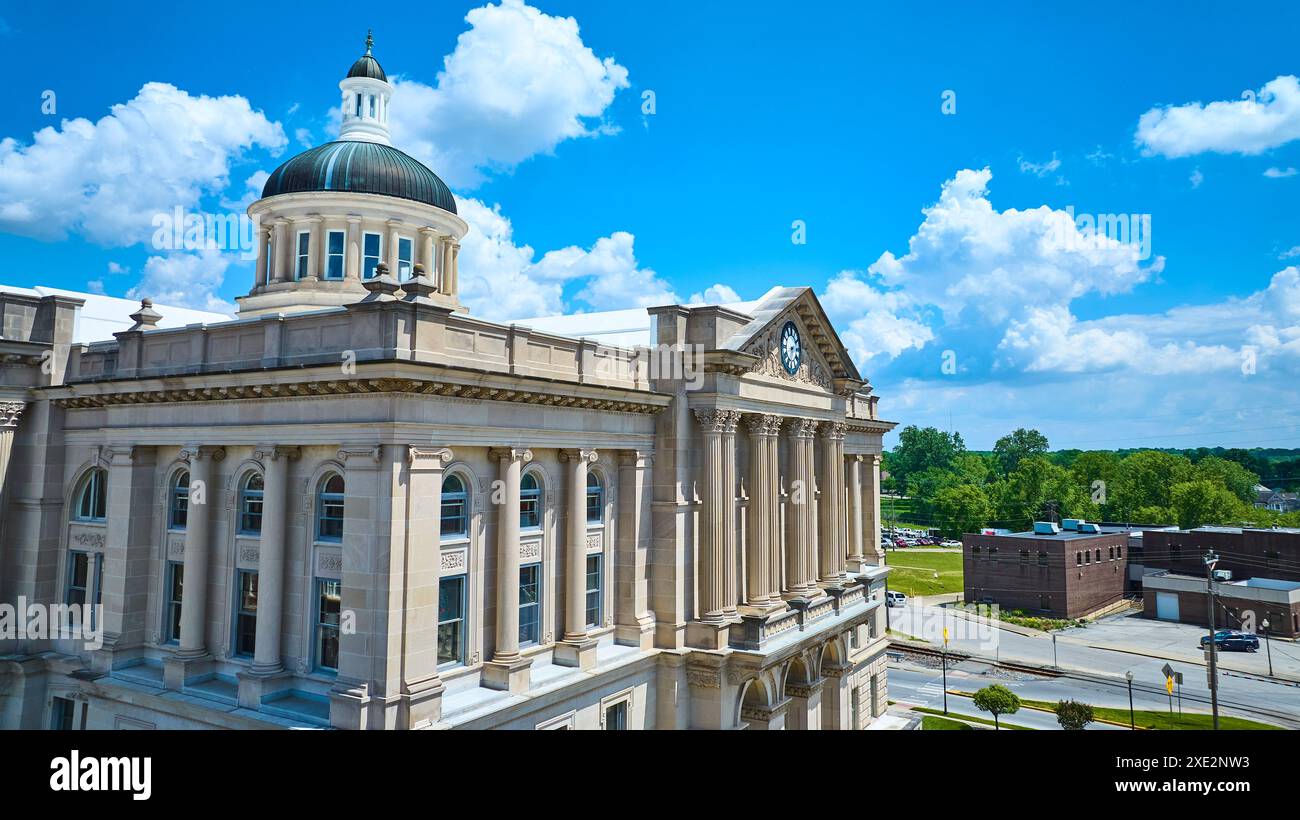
[743,315,834,391]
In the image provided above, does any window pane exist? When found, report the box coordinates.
[437,576,465,666]
[519,564,540,645]
[70,552,88,588]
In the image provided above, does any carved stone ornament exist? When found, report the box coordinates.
[744,317,833,390]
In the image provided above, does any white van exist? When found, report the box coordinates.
[886,591,907,608]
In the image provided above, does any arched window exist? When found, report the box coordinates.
[73,468,107,522]
[520,472,541,529]
[441,474,468,538]
[586,472,603,524]
[239,473,265,534]
[317,474,345,542]
[169,470,190,530]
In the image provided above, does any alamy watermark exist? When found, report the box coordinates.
[0,597,102,650]
[1052,206,1153,261]
[151,207,259,261]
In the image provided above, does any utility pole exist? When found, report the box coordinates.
[1125,671,1135,730]
[1204,551,1220,731]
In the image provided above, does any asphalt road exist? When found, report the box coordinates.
[887,600,1300,727]
[889,665,1127,730]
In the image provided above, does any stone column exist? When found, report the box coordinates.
[435,237,450,293]
[557,448,599,669]
[818,422,847,587]
[254,227,270,288]
[307,215,324,281]
[482,447,533,693]
[846,455,865,571]
[250,446,298,673]
[271,219,287,283]
[345,216,362,281]
[419,228,437,289]
[721,412,740,618]
[449,240,461,295]
[0,402,23,497]
[615,450,655,649]
[694,409,733,622]
[176,446,223,659]
[865,454,884,565]
[783,419,818,598]
[400,446,454,727]
[386,219,402,274]
[743,414,782,609]
[97,446,156,676]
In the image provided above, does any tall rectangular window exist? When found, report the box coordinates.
[295,231,311,279]
[164,561,183,644]
[584,554,602,629]
[66,552,91,607]
[397,236,413,279]
[362,232,382,279]
[519,563,541,646]
[51,697,75,731]
[233,570,258,657]
[604,701,627,730]
[326,230,345,279]
[354,93,362,118]
[438,575,466,666]
[316,579,341,671]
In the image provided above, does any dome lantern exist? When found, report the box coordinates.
[338,30,393,145]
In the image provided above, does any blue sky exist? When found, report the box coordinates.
[2,1,1299,449]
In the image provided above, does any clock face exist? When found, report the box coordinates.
[780,320,801,375]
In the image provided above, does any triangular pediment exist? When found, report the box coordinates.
[721,287,862,390]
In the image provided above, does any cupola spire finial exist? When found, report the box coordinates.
[365,29,374,55]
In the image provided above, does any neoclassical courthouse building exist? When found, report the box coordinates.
[0,38,896,730]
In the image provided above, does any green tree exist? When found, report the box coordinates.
[972,684,1021,730]
[888,426,966,487]
[1055,700,1094,730]
[1170,480,1241,529]
[1131,505,1176,525]
[992,456,1093,529]
[993,428,1050,475]
[933,484,994,538]
[952,453,994,486]
[1109,451,1195,520]
[1193,456,1258,503]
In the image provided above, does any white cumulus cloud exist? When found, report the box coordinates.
[1136,75,1300,158]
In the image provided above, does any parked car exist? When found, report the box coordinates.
[886,591,907,608]
[1199,630,1259,652]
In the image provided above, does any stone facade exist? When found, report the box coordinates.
[0,42,897,731]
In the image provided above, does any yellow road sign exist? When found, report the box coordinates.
[943,627,949,645]
[1165,675,1174,695]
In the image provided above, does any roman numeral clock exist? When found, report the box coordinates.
[780,320,802,376]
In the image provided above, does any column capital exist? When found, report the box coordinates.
[346,214,362,225]
[0,401,26,428]
[743,412,783,437]
[617,449,654,467]
[695,407,741,433]
[818,421,847,441]
[305,213,325,224]
[253,445,301,463]
[408,446,454,470]
[488,447,533,465]
[785,417,819,438]
[419,226,438,238]
[559,448,598,464]
[179,445,226,463]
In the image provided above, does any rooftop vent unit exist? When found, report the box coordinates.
[1078,523,1101,534]
[1033,521,1061,535]
[1062,519,1082,531]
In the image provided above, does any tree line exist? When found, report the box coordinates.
[882,426,1300,537]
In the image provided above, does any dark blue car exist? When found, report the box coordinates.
[1199,630,1260,652]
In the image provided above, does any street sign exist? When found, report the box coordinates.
[943,627,949,645]
[1165,676,1174,695]
[1174,672,1183,685]
[1161,662,1175,679]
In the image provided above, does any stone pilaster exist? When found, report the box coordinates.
[556,448,599,669]
[0,402,24,498]
[865,454,884,565]
[98,446,157,675]
[482,447,533,693]
[615,450,655,649]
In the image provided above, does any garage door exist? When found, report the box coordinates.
[1155,592,1180,621]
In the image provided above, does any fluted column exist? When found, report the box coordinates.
[744,414,782,608]
[865,454,884,564]
[784,419,818,598]
[804,421,820,587]
[250,446,298,673]
[818,422,847,586]
[846,454,865,569]
[695,409,740,621]
[177,445,223,658]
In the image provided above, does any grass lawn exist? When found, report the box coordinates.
[884,550,964,597]
[1014,697,1283,731]
[921,714,973,730]
[911,705,1034,730]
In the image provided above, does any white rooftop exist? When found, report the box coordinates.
[0,285,233,345]
[511,286,785,348]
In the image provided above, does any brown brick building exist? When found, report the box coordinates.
[1139,527,1300,582]
[962,528,1129,619]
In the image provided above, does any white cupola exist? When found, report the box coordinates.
[338,30,393,146]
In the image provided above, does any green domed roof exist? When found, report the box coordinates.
[347,30,387,81]
[261,141,457,213]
